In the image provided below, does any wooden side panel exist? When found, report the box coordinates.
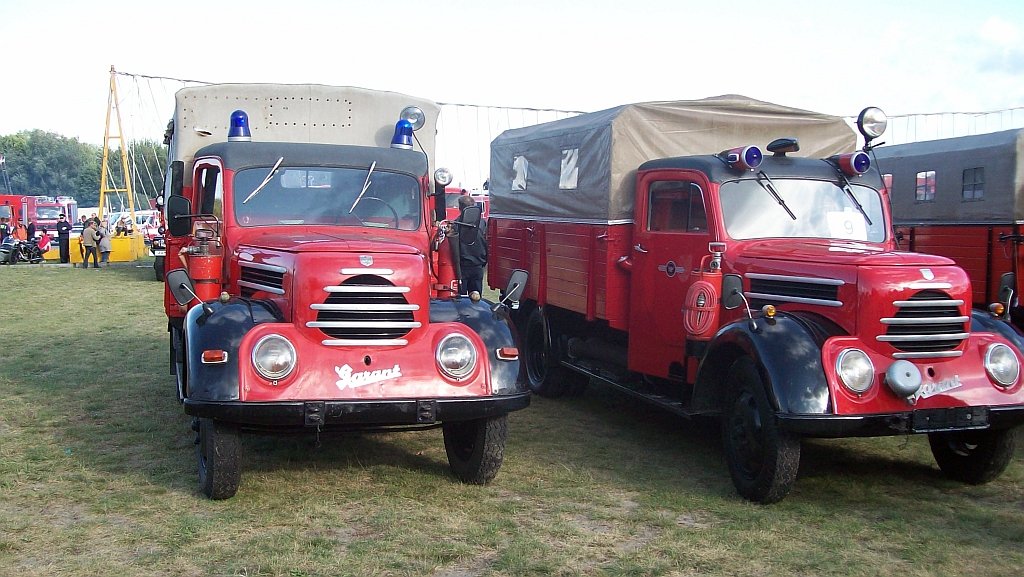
[489,219,634,328]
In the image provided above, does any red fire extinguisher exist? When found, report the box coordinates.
[178,225,223,302]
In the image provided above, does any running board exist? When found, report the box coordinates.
[560,360,701,419]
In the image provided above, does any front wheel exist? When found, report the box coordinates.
[721,358,801,504]
[443,415,508,484]
[196,417,242,499]
[928,428,1017,485]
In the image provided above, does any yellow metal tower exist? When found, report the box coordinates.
[96,65,144,261]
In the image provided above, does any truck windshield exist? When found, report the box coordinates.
[719,179,885,242]
[35,206,62,220]
[232,166,422,231]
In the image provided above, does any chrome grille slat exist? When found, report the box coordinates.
[311,303,419,312]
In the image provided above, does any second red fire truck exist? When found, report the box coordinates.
[487,96,1024,503]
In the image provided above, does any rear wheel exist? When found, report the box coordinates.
[443,415,508,484]
[523,307,569,397]
[721,358,800,503]
[196,417,241,499]
[928,428,1016,485]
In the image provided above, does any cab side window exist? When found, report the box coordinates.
[646,180,707,233]
[196,165,223,219]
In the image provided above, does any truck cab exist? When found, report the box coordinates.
[162,84,529,499]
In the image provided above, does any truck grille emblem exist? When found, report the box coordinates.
[360,255,374,267]
[920,268,934,280]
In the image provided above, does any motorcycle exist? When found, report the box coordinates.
[0,236,45,264]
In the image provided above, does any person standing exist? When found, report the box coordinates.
[81,220,101,268]
[27,220,36,241]
[456,195,488,297]
[56,213,72,263]
[0,217,9,242]
[98,219,113,264]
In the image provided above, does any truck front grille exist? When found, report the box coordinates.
[239,262,286,296]
[745,273,843,307]
[307,274,421,346]
[877,290,968,359]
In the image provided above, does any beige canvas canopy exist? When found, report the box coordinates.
[168,84,440,186]
[489,95,858,223]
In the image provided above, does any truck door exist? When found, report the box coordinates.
[627,171,714,378]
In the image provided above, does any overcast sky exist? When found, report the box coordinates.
[1,0,1022,187]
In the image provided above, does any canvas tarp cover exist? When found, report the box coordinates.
[872,129,1024,224]
[489,95,857,223]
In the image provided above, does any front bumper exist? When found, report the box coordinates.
[184,392,530,431]
[779,404,1024,438]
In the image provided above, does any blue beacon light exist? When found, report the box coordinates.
[390,119,414,150]
[228,110,251,142]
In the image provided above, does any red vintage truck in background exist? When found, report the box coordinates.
[161,84,529,499]
[487,96,1024,503]
[872,129,1024,330]
[0,194,78,239]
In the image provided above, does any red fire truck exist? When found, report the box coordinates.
[487,96,1024,503]
[161,84,530,499]
[0,194,77,238]
[872,129,1024,329]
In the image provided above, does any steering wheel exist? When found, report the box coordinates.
[351,196,400,228]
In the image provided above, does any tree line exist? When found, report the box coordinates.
[0,130,167,208]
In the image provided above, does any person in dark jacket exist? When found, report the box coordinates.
[456,195,487,297]
[56,213,72,263]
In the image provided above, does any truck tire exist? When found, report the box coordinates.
[196,417,241,499]
[523,307,569,397]
[928,428,1016,485]
[443,415,507,484]
[721,358,800,503]
[153,256,165,281]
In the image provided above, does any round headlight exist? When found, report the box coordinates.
[400,106,426,131]
[837,348,875,394]
[985,343,1019,388]
[434,167,453,187]
[252,334,296,381]
[857,107,888,140]
[436,333,478,380]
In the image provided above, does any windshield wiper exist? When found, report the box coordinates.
[836,172,873,227]
[349,161,376,213]
[242,157,284,204]
[756,170,796,221]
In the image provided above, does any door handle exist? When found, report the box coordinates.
[634,243,648,254]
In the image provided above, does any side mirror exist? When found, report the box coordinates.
[167,269,196,306]
[166,268,215,318]
[492,269,529,312]
[166,195,192,237]
[722,274,745,310]
[455,205,482,244]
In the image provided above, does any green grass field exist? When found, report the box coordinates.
[1,263,1022,576]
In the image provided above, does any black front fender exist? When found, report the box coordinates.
[430,298,526,395]
[695,313,832,415]
[971,309,1024,353]
[185,298,281,401]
